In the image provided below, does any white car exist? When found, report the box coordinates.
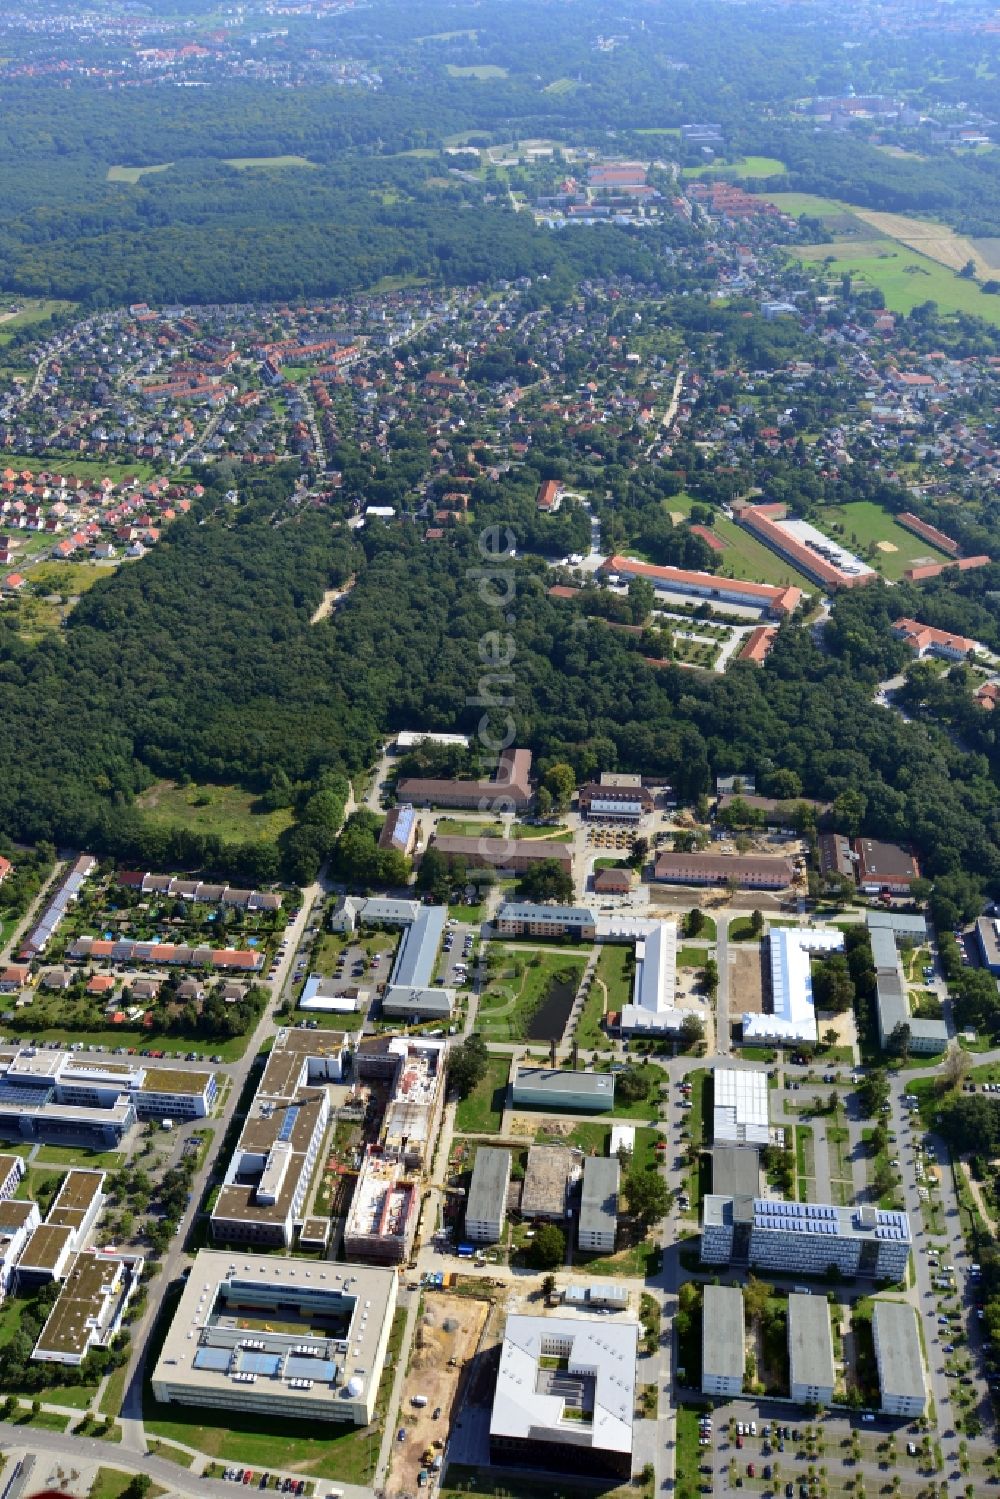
[749,1421,757,1436]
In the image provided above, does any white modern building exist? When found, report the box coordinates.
[872,1300,926,1416]
[465,1147,511,1244]
[742,927,844,1046]
[489,1313,639,1480]
[713,1068,769,1146]
[578,1156,619,1253]
[702,1284,744,1397]
[594,917,688,1036]
[151,1251,398,1425]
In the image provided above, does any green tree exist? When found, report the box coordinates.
[685,907,705,938]
[623,1168,669,1226]
[447,1034,488,1099]
[542,763,576,811]
[529,1223,566,1269]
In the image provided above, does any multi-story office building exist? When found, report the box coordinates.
[872,1300,926,1417]
[867,911,946,1054]
[17,1169,107,1289]
[713,1068,769,1146]
[465,1147,511,1244]
[701,1197,911,1281]
[33,1251,139,1366]
[151,1251,398,1425]
[742,927,845,1047]
[788,1293,835,1405]
[702,1285,745,1397]
[495,903,597,941]
[578,1157,619,1253]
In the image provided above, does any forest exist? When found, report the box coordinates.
[0,459,998,896]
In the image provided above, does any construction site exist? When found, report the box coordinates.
[388,1290,494,1497]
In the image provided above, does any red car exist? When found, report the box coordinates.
[243,1474,253,1486]
[736,1436,743,1449]
[747,1463,755,1478]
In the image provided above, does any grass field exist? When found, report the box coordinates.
[684,154,787,179]
[455,1054,510,1133]
[818,500,951,580]
[136,779,294,844]
[34,1144,125,1168]
[26,561,115,596]
[543,77,579,94]
[478,949,586,1043]
[0,453,167,483]
[107,163,173,183]
[445,63,508,78]
[764,191,848,218]
[0,297,75,346]
[89,1470,165,1499]
[790,239,1000,326]
[223,155,317,170]
[711,512,816,592]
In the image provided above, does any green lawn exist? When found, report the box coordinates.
[543,77,579,94]
[676,945,708,968]
[136,779,295,844]
[819,501,952,580]
[727,917,762,943]
[107,162,173,183]
[675,1405,704,1499]
[99,1361,130,1419]
[607,1061,669,1121]
[765,191,850,218]
[711,513,816,592]
[683,154,787,179]
[34,1144,125,1168]
[224,155,317,170]
[0,297,75,346]
[582,1236,662,1279]
[477,949,585,1043]
[593,942,634,1010]
[788,238,1000,326]
[455,1054,510,1133]
[24,561,115,596]
[0,453,165,483]
[89,1469,165,1499]
[435,817,571,841]
[445,63,508,78]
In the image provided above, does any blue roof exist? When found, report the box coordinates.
[240,1351,282,1376]
[194,1347,231,1372]
[285,1355,337,1383]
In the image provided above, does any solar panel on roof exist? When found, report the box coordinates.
[277,1105,299,1142]
[194,1347,231,1372]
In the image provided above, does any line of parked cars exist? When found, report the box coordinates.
[221,1472,305,1492]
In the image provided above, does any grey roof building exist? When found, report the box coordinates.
[578,1156,619,1252]
[872,1300,926,1416]
[711,1146,761,1200]
[465,1147,511,1244]
[788,1293,836,1405]
[512,1067,615,1113]
[866,911,946,1055]
[702,1284,744,1396]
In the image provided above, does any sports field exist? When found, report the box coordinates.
[445,63,508,79]
[107,162,173,183]
[711,514,815,592]
[224,155,317,170]
[684,155,787,179]
[816,501,951,581]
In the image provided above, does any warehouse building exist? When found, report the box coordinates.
[151,1251,398,1425]
[702,1285,745,1397]
[578,1156,619,1253]
[742,926,844,1047]
[713,1068,769,1146]
[465,1147,511,1244]
[788,1293,836,1405]
[701,1197,911,1281]
[512,1067,615,1114]
[489,1312,639,1480]
[872,1300,926,1417]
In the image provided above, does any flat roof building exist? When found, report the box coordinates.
[866,911,945,1055]
[579,1156,619,1253]
[151,1251,398,1425]
[521,1145,581,1221]
[788,1293,835,1406]
[736,504,875,591]
[702,1284,744,1397]
[702,1197,911,1282]
[853,838,920,895]
[211,1028,348,1249]
[711,1147,761,1200]
[489,1312,638,1480]
[465,1147,511,1245]
[872,1300,926,1417]
[495,903,597,941]
[33,1251,138,1366]
[743,927,844,1046]
[713,1068,769,1146]
[976,915,1000,976]
[512,1067,615,1114]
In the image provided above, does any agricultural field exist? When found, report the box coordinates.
[711,513,816,592]
[972,237,1000,269]
[107,163,173,183]
[136,780,295,845]
[817,501,952,580]
[851,207,992,277]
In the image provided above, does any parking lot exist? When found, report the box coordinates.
[434,920,477,992]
